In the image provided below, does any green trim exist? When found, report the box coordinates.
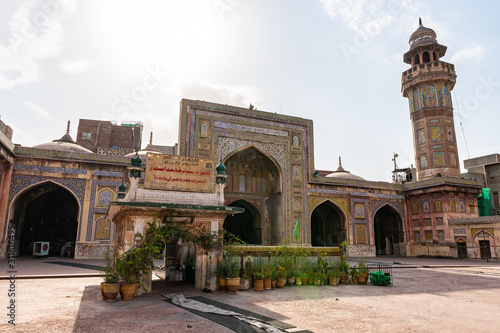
[113,201,245,213]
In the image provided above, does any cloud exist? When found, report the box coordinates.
[60,59,92,74]
[179,80,262,108]
[450,45,486,64]
[22,100,51,118]
[0,0,77,90]
[319,0,416,37]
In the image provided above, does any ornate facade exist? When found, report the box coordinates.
[1,19,497,261]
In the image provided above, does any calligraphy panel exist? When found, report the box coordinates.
[145,153,214,192]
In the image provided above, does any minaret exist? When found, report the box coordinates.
[402,18,460,181]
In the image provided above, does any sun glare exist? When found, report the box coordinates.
[90,1,222,76]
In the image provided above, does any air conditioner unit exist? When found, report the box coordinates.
[33,242,50,257]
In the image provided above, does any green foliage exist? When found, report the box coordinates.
[215,260,228,278]
[350,265,359,279]
[317,250,328,274]
[115,208,244,288]
[253,271,264,280]
[100,246,119,284]
[262,260,274,279]
[243,256,253,279]
[225,257,241,278]
[358,257,368,274]
[328,265,339,278]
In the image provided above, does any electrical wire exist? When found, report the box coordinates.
[453,89,471,159]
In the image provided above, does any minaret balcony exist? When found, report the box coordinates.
[401,60,456,92]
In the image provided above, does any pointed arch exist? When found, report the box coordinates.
[373,204,405,255]
[223,145,282,194]
[223,200,262,245]
[9,180,80,256]
[310,199,346,247]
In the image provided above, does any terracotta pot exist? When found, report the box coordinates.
[287,277,295,286]
[301,277,308,285]
[219,278,228,292]
[226,277,240,294]
[101,282,119,302]
[339,273,347,283]
[254,279,264,291]
[314,279,321,286]
[277,278,285,288]
[322,275,328,285]
[264,278,272,290]
[120,284,137,301]
[359,276,367,285]
[271,280,277,289]
[295,277,302,286]
[329,276,339,286]
[352,278,359,285]
[308,277,314,286]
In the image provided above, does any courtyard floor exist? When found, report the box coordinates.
[1,256,500,332]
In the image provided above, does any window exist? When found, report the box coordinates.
[239,175,246,192]
[82,132,91,140]
[438,230,445,244]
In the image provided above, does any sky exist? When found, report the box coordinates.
[1,0,499,182]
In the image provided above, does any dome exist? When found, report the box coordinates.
[325,157,365,181]
[124,149,161,160]
[33,141,93,153]
[408,18,438,49]
[33,120,92,153]
[216,159,226,175]
[325,172,365,181]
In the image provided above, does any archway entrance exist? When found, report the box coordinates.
[223,200,261,245]
[224,146,281,245]
[456,239,467,259]
[374,205,403,255]
[13,182,79,256]
[311,201,345,247]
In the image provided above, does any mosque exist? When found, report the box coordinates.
[1,20,498,262]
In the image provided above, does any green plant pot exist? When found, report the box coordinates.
[295,277,302,286]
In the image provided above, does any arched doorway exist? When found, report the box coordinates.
[311,201,345,247]
[223,200,261,245]
[475,231,494,260]
[12,182,79,256]
[456,238,467,259]
[224,146,281,245]
[374,205,403,255]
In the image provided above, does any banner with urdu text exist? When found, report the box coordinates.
[145,154,214,193]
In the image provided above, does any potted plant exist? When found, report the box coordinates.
[100,246,120,302]
[115,250,141,301]
[286,269,296,286]
[253,271,264,291]
[252,257,265,291]
[215,260,228,292]
[350,265,359,285]
[239,256,252,291]
[226,257,241,294]
[358,257,369,285]
[317,250,329,285]
[313,271,322,286]
[328,267,340,286]
[276,266,286,288]
[263,261,274,290]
